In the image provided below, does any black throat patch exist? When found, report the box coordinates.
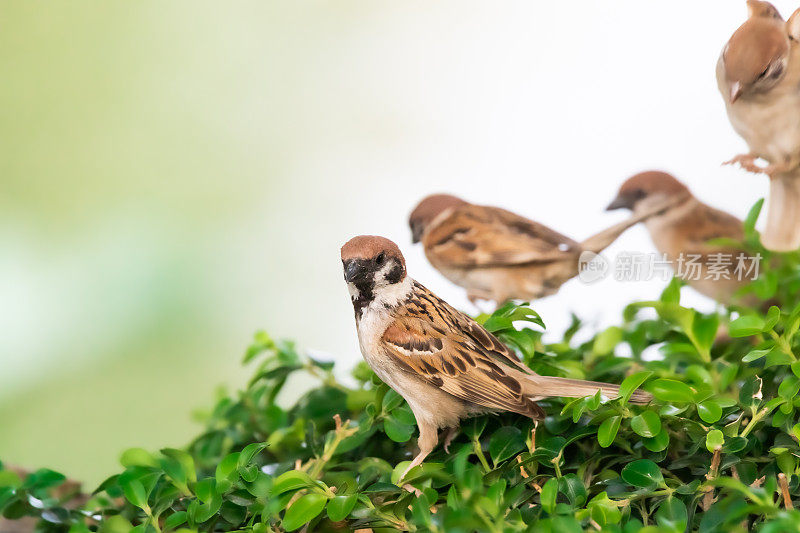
[351,280,374,319]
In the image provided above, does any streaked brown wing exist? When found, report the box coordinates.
[407,282,535,374]
[423,205,579,268]
[381,283,544,419]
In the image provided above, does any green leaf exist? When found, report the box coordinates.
[272,470,315,495]
[728,315,766,337]
[215,452,240,490]
[559,474,587,507]
[656,497,688,531]
[541,478,558,514]
[382,388,404,411]
[779,376,800,400]
[619,371,653,404]
[238,442,267,467]
[764,306,781,330]
[282,493,328,531]
[597,416,621,448]
[164,511,188,530]
[463,417,487,440]
[648,379,695,402]
[643,428,670,452]
[120,478,149,511]
[706,429,724,452]
[383,416,415,443]
[743,198,764,234]
[98,516,134,533]
[587,491,622,525]
[621,459,664,488]
[631,410,661,438]
[742,348,772,363]
[195,477,216,502]
[692,314,719,353]
[593,326,623,356]
[326,493,357,522]
[660,277,683,304]
[697,401,723,424]
[489,426,525,464]
[161,447,197,485]
[119,448,157,468]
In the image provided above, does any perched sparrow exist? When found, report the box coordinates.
[408,194,671,303]
[717,1,800,251]
[607,171,759,305]
[341,235,651,479]
[717,1,800,174]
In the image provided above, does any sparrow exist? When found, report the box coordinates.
[607,171,760,305]
[408,194,672,304]
[341,235,651,480]
[717,1,800,251]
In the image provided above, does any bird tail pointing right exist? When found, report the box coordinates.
[523,375,652,404]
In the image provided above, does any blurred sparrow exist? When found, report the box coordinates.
[607,171,759,305]
[408,194,672,304]
[717,1,800,250]
[341,235,651,480]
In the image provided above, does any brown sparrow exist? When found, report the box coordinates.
[341,235,651,480]
[607,171,760,305]
[717,1,800,250]
[408,194,671,304]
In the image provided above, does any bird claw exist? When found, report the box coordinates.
[723,154,766,174]
[442,428,458,454]
[762,161,798,178]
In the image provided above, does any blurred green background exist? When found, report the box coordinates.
[0,0,775,487]
[0,1,332,485]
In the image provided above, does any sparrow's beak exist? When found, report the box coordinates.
[343,259,368,283]
[410,221,423,244]
[729,81,743,104]
[605,193,631,211]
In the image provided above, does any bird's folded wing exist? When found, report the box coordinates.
[380,313,544,419]
[679,204,745,251]
[423,205,580,267]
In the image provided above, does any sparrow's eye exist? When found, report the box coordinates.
[375,252,386,265]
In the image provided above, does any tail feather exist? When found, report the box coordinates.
[762,171,800,252]
[580,197,683,254]
[579,218,642,255]
[524,375,652,404]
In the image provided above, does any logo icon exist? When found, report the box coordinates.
[578,251,609,283]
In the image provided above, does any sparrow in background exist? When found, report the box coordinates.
[607,171,759,305]
[717,1,800,251]
[341,235,651,480]
[408,194,673,304]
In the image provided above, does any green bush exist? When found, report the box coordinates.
[4,202,800,532]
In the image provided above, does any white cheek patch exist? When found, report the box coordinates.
[347,282,360,300]
[372,275,413,310]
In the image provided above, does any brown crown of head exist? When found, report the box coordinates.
[723,5,789,100]
[747,0,782,20]
[606,171,690,211]
[341,235,406,285]
[408,194,468,243]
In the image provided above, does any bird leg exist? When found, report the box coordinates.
[442,427,459,453]
[398,420,438,483]
[723,153,765,174]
